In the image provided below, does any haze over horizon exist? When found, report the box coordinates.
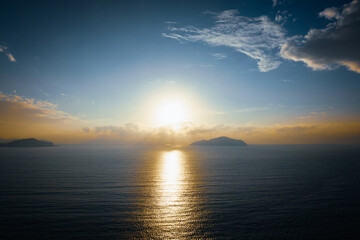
[1,0,360,145]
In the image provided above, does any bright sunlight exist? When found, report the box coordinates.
[156,99,189,126]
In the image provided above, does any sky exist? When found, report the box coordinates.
[0,0,360,145]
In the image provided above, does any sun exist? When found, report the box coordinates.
[156,99,189,126]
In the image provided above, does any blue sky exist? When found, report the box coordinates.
[0,0,359,144]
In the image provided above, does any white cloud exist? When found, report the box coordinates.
[319,7,340,20]
[0,45,16,63]
[275,10,292,24]
[211,52,227,60]
[0,92,76,123]
[281,0,360,73]
[163,10,286,72]
[6,53,16,62]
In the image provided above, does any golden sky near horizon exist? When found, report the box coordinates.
[1,92,360,145]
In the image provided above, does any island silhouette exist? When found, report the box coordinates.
[190,136,247,146]
[0,138,55,147]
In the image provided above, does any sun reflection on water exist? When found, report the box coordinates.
[158,150,184,208]
[133,149,209,239]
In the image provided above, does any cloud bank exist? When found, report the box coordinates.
[63,121,360,145]
[164,1,360,74]
[163,10,286,72]
[0,92,80,140]
[281,0,360,73]
[0,92,359,145]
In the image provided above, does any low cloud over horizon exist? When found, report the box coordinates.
[1,92,359,145]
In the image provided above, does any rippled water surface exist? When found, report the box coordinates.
[1,145,360,239]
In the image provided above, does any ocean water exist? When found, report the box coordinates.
[0,145,360,239]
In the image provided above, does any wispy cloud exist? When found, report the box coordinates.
[296,112,327,120]
[272,0,285,8]
[0,92,80,141]
[275,10,293,25]
[164,1,359,74]
[0,92,74,121]
[210,52,227,60]
[0,46,7,52]
[280,79,294,83]
[204,106,271,116]
[0,45,16,62]
[163,10,286,72]
[281,0,360,73]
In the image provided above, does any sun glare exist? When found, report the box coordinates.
[156,99,189,126]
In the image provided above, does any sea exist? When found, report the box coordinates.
[0,145,360,239]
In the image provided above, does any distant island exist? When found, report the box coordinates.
[0,138,55,147]
[190,136,247,146]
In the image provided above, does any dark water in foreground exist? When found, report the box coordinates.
[0,145,360,239]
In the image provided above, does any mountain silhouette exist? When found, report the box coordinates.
[190,136,247,146]
[0,138,55,147]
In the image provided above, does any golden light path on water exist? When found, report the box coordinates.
[158,151,184,215]
[132,149,210,239]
